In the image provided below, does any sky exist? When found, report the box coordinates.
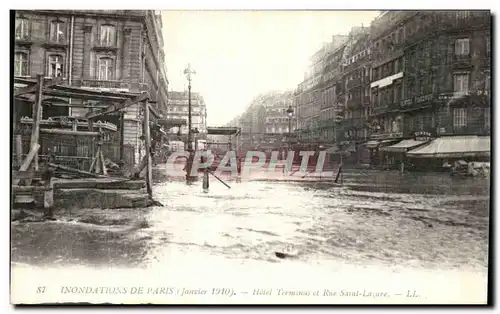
[161,10,380,126]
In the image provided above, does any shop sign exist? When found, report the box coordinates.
[414,131,433,141]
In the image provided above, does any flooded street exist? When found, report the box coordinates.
[11,169,490,304]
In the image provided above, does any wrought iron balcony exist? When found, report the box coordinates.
[346,98,362,110]
[370,131,403,140]
[347,77,362,90]
[78,79,149,93]
[452,54,472,69]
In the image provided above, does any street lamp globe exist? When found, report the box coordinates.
[286,105,294,117]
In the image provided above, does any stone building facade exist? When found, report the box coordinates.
[13,10,169,165]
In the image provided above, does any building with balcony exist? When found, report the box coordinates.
[340,27,372,144]
[166,90,207,137]
[295,35,348,144]
[13,10,169,166]
[316,37,349,145]
[401,11,490,139]
[367,11,408,149]
[234,91,293,147]
[367,10,490,168]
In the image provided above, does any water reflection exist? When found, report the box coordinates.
[11,170,489,274]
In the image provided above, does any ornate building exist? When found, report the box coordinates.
[13,10,169,165]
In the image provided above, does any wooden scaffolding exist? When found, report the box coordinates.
[12,75,157,211]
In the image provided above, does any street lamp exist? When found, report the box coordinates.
[286,105,294,148]
[184,63,196,182]
[184,63,196,153]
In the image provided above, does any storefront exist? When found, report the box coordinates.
[406,135,490,171]
[379,132,432,171]
[364,139,400,168]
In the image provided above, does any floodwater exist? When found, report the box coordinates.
[11,169,490,304]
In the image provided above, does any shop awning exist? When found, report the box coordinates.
[380,139,429,153]
[406,136,490,158]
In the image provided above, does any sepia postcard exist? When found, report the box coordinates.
[10,9,491,305]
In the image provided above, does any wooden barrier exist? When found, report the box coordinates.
[12,168,54,214]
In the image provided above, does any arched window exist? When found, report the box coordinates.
[15,17,29,39]
[100,24,116,46]
[14,52,28,76]
[48,55,64,78]
[50,20,65,43]
[98,57,115,80]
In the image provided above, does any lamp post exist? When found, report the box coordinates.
[184,63,196,182]
[286,105,294,148]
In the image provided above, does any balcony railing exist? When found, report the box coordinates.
[78,79,149,93]
[452,54,472,69]
[347,77,362,90]
[370,131,403,140]
[346,98,361,110]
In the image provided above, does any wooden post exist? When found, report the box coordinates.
[13,143,40,185]
[129,155,147,179]
[95,147,102,174]
[100,149,107,175]
[43,169,54,216]
[120,111,125,161]
[30,75,43,172]
[15,134,23,166]
[144,101,153,197]
[88,106,95,163]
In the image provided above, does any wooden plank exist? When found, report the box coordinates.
[40,128,100,136]
[100,149,107,176]
[12,170,49,180]
[15,135,22,166]
[13,144,40,185]
[148,103,161,118]
[48,162,109,178]
[88,155,97,173]
[144,101,153,197]
[86,92,149,119]
[95,148,102,174]
[88,107,95,160]
[41,90,130,102]
[12,186,52,192]
[129,156,147,179]
[14,76,62,97]
[30,75,44,173]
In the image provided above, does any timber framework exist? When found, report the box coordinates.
[12,74,158,213]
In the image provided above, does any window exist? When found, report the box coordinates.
[100,25,116,46]
[14,52,28,76]
[486,36,490,57]
[15,18,29,40]
[453,108,467,128]
[50,20,65,43]
[455,38,470,55]
[98,57,115,80]
[485,110,490,129]
[456,11,470,19]
[453,73,469,95]
[48,55,64,78]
